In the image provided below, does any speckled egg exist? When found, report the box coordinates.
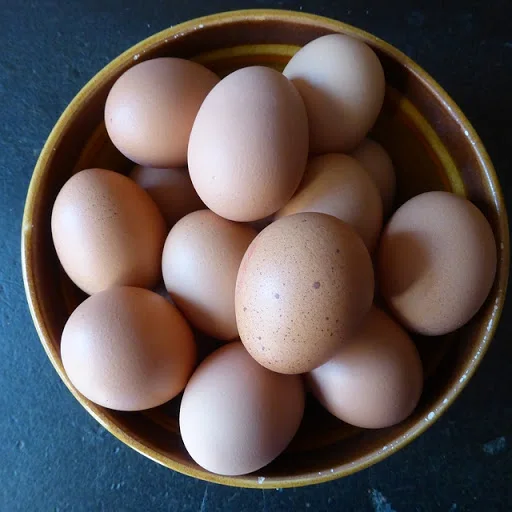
[235,212,374,374]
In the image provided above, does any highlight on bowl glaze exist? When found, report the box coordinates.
[21,9,509,488]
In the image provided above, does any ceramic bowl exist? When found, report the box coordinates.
[22,9,509,488]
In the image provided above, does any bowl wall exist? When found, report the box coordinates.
[22,9,509,488]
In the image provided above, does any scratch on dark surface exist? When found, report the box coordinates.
[482,436,506,455]
[0,294,13,310]
[449,504,457,511]
[199,484,209,512]
[369,489,396,512]
[227,492,239,503]
[262,489,267,512]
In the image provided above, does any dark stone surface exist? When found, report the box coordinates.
[1,1,511,511]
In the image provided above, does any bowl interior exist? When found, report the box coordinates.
[22,10,508,488]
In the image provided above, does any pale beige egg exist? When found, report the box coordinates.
[378,191,497,335]
[61,287,196,411]
[283,34,385,153]
[51,168,166,295]
[188,66,309,222]
[179,342,304,476]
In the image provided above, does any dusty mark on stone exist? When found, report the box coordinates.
[482,436,506,455]
[369,489,396,512]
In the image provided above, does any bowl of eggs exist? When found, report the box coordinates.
[22,9,508,488]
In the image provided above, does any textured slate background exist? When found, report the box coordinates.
[1,1,511,511]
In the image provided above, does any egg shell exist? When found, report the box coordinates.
[61,287,196,411]
[179,342,305,476]
[235,212,374,374]
[283,34,385,153]
[352,138,396,216]
[275,153,383,251]
[105,58,220,167]
[162,210,257,340]
[378,191,497,335]
[188,66,309,222]
[308,307,423,429]
[51,168,166,295]
[130,165,204,227]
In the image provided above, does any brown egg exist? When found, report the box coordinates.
[105,58,219,167]
[188,66,309,222]
[235,212,374,374]
[378,191,497,335]
[130,165,204,227]
[51,168,166,295]
[283,34,385,153]
[179,342,304,476]
[61,287,196,411]
[352,138,396,216]
[308,307,423,429]
[162,210,257,340]
[275,154,383,251]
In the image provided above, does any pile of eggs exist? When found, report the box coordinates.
[51,34,497,476]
